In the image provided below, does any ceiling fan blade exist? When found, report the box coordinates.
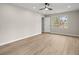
[48,8,53,10]
[40,8,45,10]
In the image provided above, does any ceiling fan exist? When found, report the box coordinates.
[40,3,53,11]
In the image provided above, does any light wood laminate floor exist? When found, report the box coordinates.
[0,33,79,55]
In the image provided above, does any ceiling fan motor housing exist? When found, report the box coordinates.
[45,3,49,6]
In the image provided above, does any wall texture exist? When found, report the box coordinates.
[0,4,42,45]
[50,11,79,36]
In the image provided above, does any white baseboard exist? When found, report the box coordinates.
[0,33,41,46]
[51,32,79,37]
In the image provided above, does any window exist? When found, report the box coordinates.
[51,16,68,29]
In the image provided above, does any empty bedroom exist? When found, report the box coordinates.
[0,3,79,55]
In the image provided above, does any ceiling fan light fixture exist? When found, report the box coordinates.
[45,8,49,10]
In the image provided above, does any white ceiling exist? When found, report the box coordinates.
[12,3,79,15]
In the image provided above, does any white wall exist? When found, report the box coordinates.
[50,11,79,36]
[0,4,42,45]
[43,17,50,32]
